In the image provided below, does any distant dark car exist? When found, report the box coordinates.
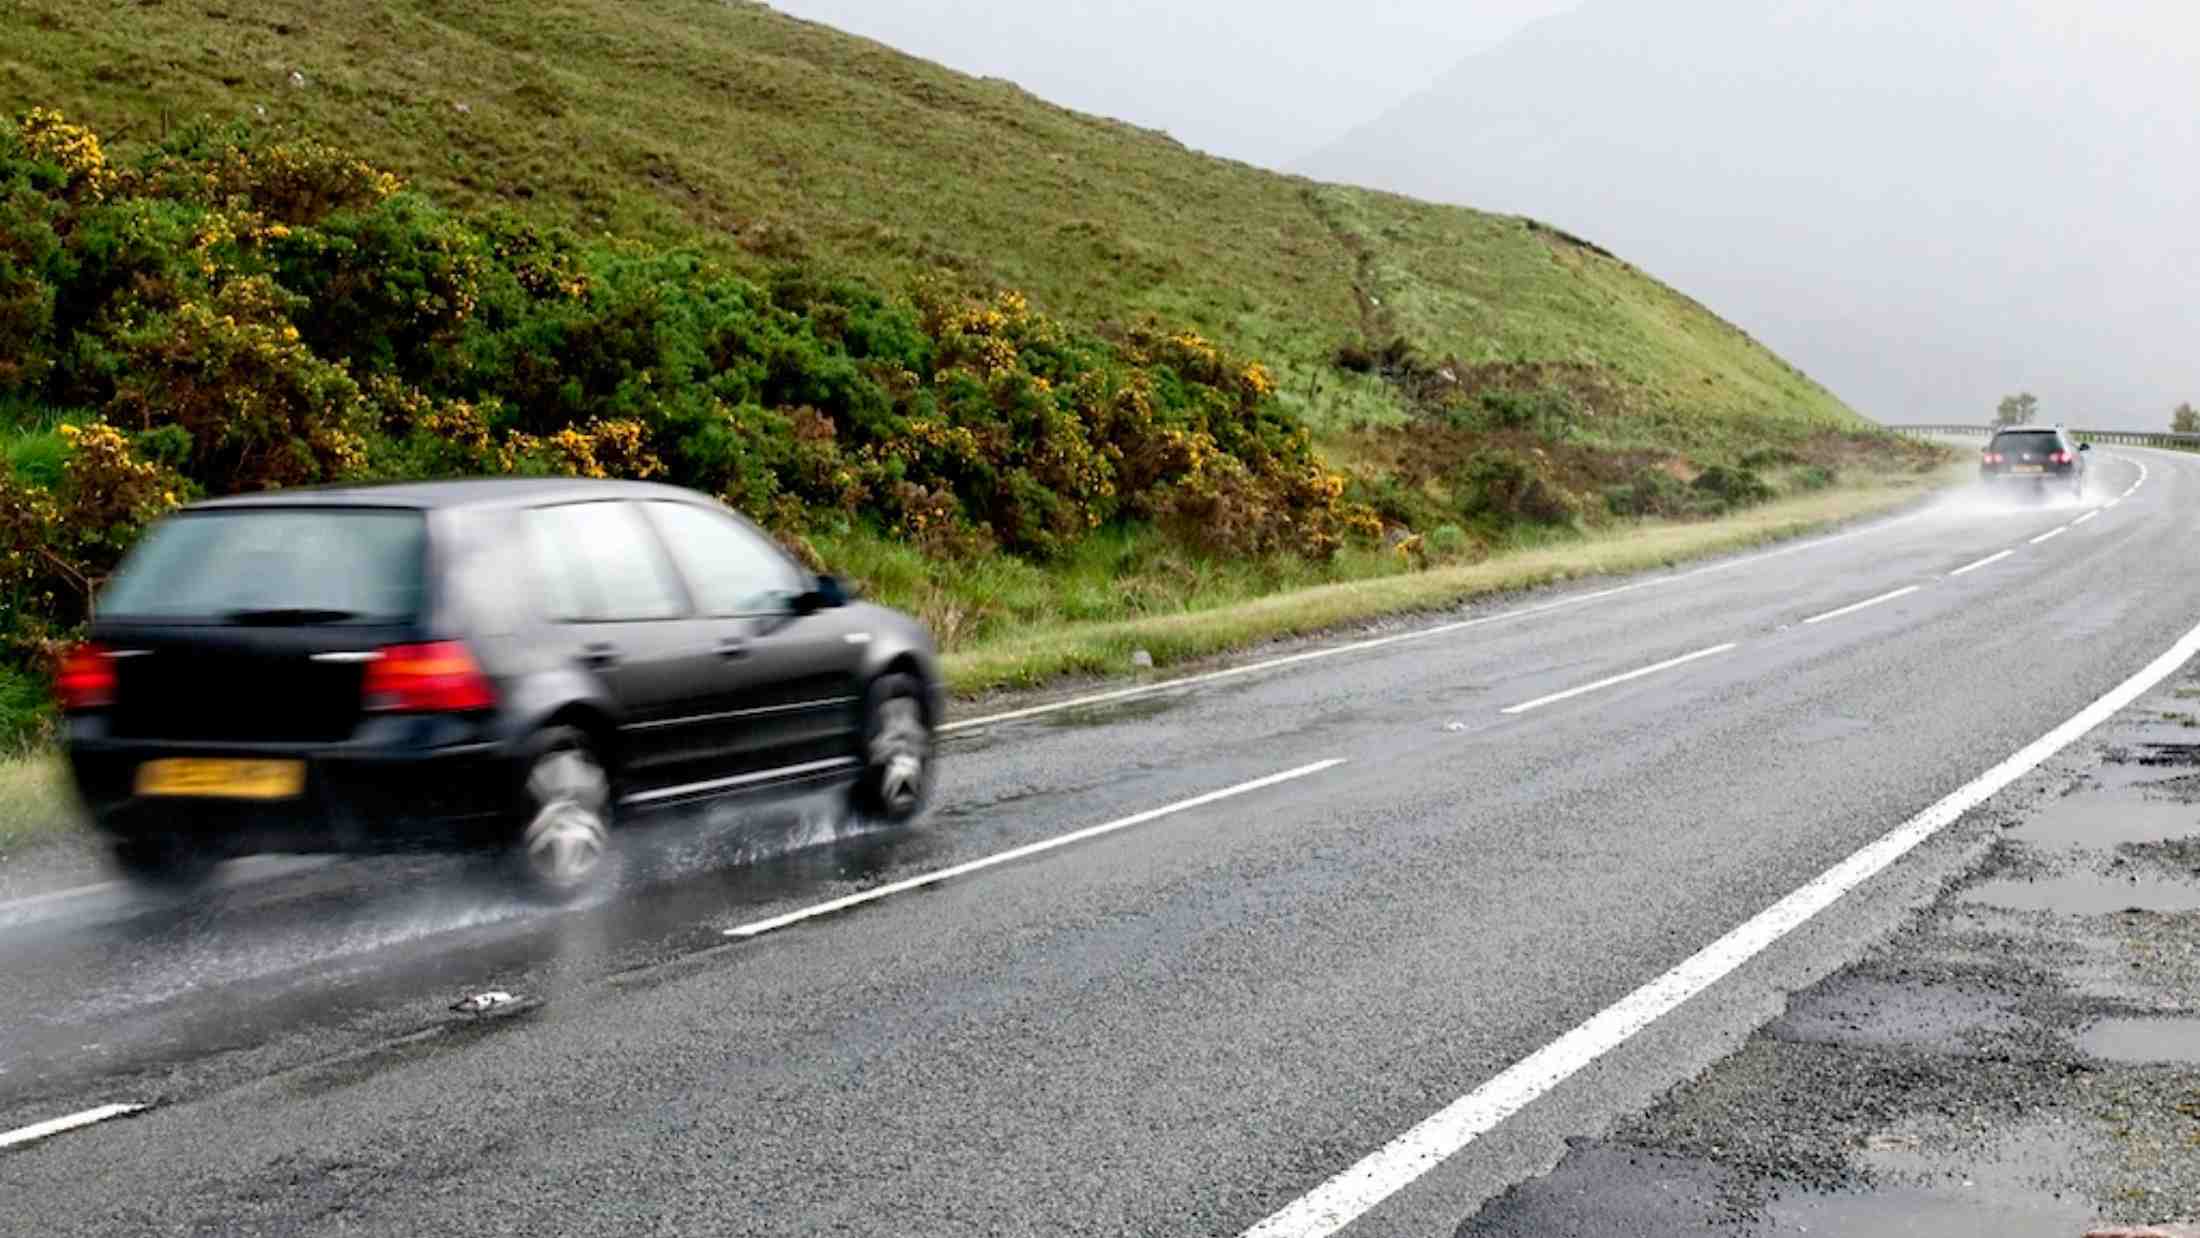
[1979,426,2088,499]
[59,480,943,900]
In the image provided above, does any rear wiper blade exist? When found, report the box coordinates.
[222,608,363,626]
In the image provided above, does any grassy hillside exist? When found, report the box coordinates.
[1,0,1864,439]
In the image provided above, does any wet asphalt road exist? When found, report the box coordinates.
[3,450,2199,1235]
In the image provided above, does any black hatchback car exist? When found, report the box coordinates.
[1979,426,2089,499]
[59,480,943,899]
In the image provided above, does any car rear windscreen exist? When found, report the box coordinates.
[1991,432,2061,457]
[97,508,428,622]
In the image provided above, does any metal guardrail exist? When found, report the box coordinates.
[1892,424,2200,451]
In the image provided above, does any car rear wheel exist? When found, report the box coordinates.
[851,674,933,824]
[108,837,218,892]
[512,728,612,902]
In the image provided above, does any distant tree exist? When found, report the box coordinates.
[1995,392,2040,427]
[2174,402,2199,434]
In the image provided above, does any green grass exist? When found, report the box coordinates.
[0,753,76,857]
[3,0,1866,443]
[938,467,1958,694]
[1,397,76,488]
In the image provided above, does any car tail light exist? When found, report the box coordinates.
[2050,450,2072,464]
[1982,452,2003,464]
[56,643,117,712]
[362,641,497,713]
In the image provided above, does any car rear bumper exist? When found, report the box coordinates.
[65,721,520,858]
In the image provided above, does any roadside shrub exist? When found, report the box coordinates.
[1426,523,1471,559]
[0,662,51,754]
[0,195,62,397]
[1792,464,1838,491]
[0,107,1386,680]
[1603,468,1688,518]
[1347,472,1447,532]
[1376,335,1418,374]
[1333,341,1376,373]
[1477,387,1581,435]
[1691,464,1774,509]
[0,420,188,655]
[102,276,374,491]
[274,192,489,381]
[1453,449,1578,526]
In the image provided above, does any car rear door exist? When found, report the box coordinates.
[640,500,867,777]
[522,500,728,795]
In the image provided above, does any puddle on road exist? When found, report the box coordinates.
[1768,976,2028,1054]
[1963,871,2200,916]
[2009,796,2200,849]
[1760,1183,2095,1237]
[2076,760,2181,796]
[1767,1123,2096,1238]
[1040,693,1187,729]
[2078,1017,2200,1065]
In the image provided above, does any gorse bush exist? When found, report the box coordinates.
[0,108,1377,665]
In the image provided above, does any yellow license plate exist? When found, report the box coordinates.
[135,759,306,801]
[2009,465,2043,474]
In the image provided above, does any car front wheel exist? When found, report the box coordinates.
[852,674,934,823]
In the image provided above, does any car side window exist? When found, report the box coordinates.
[440,511,529,637]
[526,502,690,622]
[643,501,808,617]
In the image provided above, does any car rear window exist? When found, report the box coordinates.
[1991,432,2062,456]
[98,508,428,622]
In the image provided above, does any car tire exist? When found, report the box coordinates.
[851,673,934,824]
[510,727,614,903]
[108,837,218,892]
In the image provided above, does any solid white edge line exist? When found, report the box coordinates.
[940,509,1938,736]
[1948,550,2015,578]
[0,1103,148,1151]
[1801,585,1922,626]
[723,760,1346,939]
[2106,499,2122,510]
[2074,511,2100,525]
[1499,644,1738,716]
[2031,527,2069,545]
[1242,614,2200,1238]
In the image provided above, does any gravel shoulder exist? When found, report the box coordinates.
[1460,671,2200,1237]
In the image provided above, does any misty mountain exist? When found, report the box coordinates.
[1301,0,2200,426]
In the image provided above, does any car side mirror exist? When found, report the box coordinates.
[2078,442,2091,451]
[792,574,849,615]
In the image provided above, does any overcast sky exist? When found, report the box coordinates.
[764,0,1584,168]
[1302,0,2200,424]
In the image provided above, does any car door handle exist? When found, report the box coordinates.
[579,642,621,669]
[715,638,750,660]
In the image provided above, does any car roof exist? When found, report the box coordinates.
[1993,426,2061,434]
[187,477,709,513]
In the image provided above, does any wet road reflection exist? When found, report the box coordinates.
[0,792,946,1121]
